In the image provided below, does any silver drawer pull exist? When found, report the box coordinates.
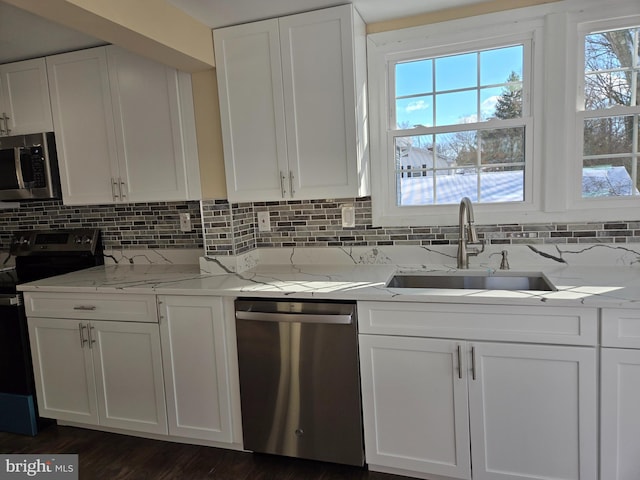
[74,305,97,311]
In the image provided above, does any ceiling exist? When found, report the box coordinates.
[0,0,488,64]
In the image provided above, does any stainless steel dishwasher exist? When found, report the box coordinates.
[234,298,364,466]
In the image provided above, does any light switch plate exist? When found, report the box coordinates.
[179,212,192,232]
[257,211,271,232]
[341,205,355,228]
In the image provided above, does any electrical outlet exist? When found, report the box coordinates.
[257,211,271,232]
[179,212,192,232]
[341,205,355,228]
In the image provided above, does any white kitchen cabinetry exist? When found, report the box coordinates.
[600,309,640,480]
[158,295,240,444]
[358,302,598,480]
[46,46,200,205]
[25,293,167,435]
[214,4,369,202]
[0,58,53,135]
[359,335,471,479]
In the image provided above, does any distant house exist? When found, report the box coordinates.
[395,138,452,178]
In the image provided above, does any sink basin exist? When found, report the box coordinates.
[386,272,555,291]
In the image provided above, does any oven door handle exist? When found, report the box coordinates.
[0,294,21,306]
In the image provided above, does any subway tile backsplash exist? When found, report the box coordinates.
[0,200,203,251]
[2,197,639,259]
[202,197,640,257]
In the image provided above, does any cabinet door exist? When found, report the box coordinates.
[601,348,640,480]
[0,58,53,135]
[27,317,98,425]
[468,342,597,480]
[106,46,191,203]
[359,335,471,479]
[158,296,234,443]
[280,5,359,200]
[91,320,167,434]
[214,20,289,202]
[46,48,119,205]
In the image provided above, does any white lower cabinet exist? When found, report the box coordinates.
[600,308,640,480]
[359,335,471,479]
[28,317,167,435]
[158,295,238,444]
[358,302,598,480]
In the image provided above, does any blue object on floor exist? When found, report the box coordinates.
[0,392,38,436]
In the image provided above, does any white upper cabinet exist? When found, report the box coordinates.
[0,58,53,135]
[46,46,200,205]
[214,4,369,202]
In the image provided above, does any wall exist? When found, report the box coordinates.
[0,200,202,252]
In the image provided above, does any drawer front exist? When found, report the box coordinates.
[24,292,158,323]
[358,301,598,345]
[602,309,640,348]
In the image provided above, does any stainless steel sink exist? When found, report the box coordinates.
[386,272,555,291]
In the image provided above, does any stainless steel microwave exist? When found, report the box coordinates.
[0,132,60,201]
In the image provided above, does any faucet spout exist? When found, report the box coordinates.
[457,197,484,269]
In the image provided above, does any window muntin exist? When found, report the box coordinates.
[581,26,640,198]
[391,44,528,206]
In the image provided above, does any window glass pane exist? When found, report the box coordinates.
[584,116,634,156]
[396,95,433,129]
[480,127,525,165]
[435,53,477,91]
[480,46,523,86]
[479,166,524,202]
[396,60,433,97]
[395,127,526,206]
[435,90,477,126]
[584,27,640,110]
[582,158,636,197]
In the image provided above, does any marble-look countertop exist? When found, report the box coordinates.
[16,261,640,309]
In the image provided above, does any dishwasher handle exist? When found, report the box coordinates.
[235,310,352,325]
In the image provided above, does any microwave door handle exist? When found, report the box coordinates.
[14,147,26,189]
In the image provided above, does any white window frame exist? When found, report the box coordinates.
[570,13,640,212]
[368,0,640,227]
[368,12,544,227]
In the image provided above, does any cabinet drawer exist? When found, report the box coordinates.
[358,301,597,345]
[24,292,158,323]
[602,308,640,348]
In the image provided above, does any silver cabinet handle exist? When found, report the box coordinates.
[73,305,96,311]
[289,170,295,197]
[87,324,96,349]
[119,177,126,198]
[0,112,5,135]
[280,171,287,197]
[78,323,88,348]
[471,346,477,380]
[3,113,10,135]
[457,344,463,379]
[111,178,119,201]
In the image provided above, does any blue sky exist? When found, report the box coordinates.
[395,45,523,128]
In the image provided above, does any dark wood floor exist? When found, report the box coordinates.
[0,424,408,480]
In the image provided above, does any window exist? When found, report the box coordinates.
[580,25,640,199]
[391,45,528,206]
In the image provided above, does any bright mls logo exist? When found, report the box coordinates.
[0,455,78,480]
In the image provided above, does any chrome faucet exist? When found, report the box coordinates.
[457,197,485,269]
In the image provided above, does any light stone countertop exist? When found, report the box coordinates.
[16,261,640,309]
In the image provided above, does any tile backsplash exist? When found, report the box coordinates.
[3,197,640,260]
[0,200,203,251]
[202,197,640,257]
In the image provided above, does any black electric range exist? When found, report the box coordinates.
[0,229,104,435]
